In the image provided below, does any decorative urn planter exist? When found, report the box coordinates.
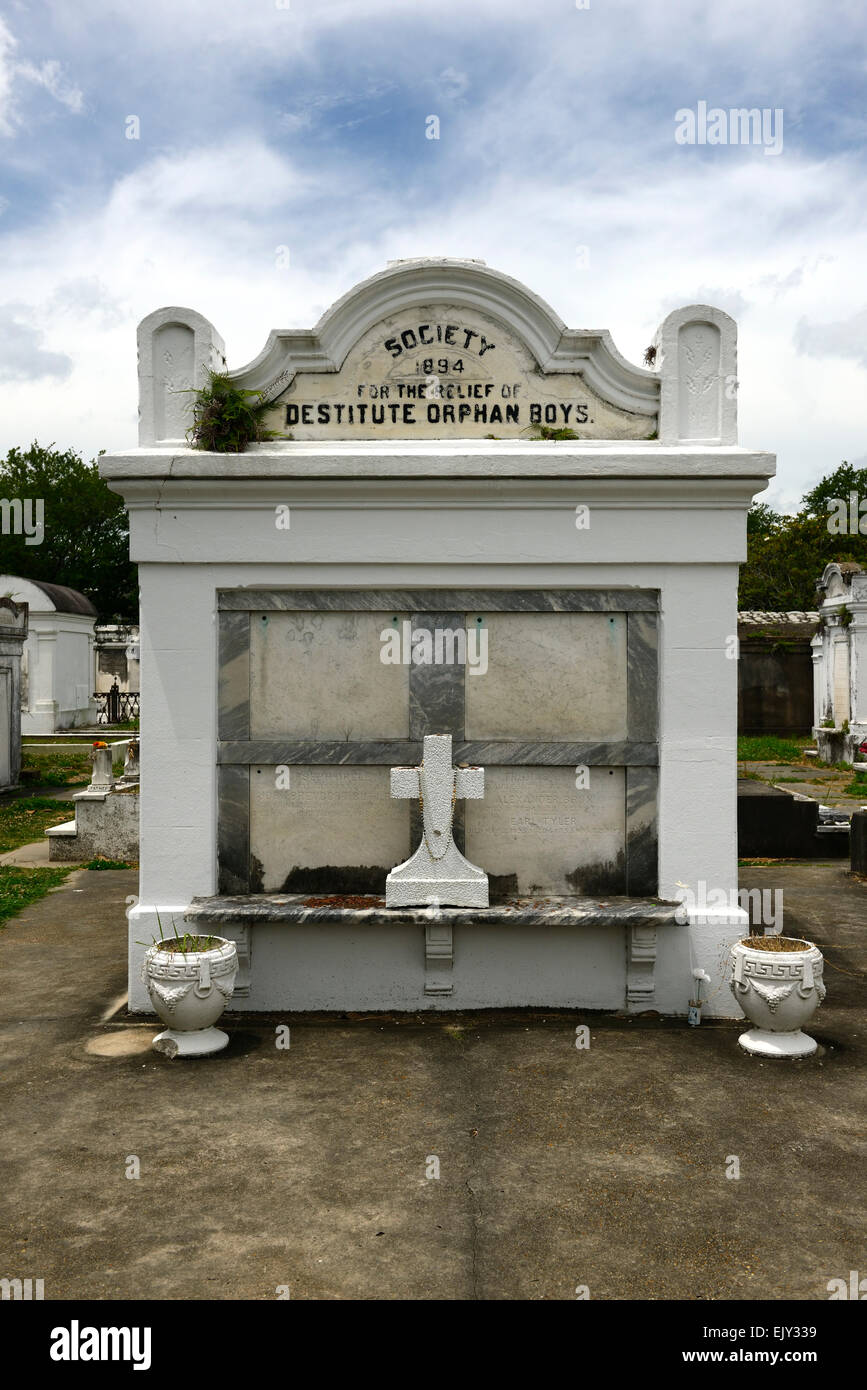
[730,936,825,1057]
[144,935,238,1057]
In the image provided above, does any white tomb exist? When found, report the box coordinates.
[100,258,776,1016]
[812,561,867,763]
[0,597,28,790]
[0,576,98,733]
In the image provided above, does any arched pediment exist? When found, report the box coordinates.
[135,259,739,446]
[231,258,659,426]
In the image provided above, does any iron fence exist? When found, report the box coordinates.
[94,684,140,726]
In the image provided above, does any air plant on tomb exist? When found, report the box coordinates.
[185,369,286,453]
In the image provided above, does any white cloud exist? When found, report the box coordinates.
[17,58,83,114]
[0,16,83,136]
[106,140,306,221]
[0,303,72,382]
[794,308,867,371]
[0,17,17,137]
[437,68,469,101]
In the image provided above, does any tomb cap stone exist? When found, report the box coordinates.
[137,306,226,446]
[654,303,738,446]
[132,262,753,453]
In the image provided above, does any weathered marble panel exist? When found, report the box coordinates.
[464,766,626,896]
[249,610,410,739]
[465,612,627,741]
[250,765,410,894]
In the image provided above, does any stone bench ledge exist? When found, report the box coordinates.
[185,894,682,929]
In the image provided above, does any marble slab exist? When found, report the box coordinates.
[465,766,626,896]
[465,612,627,741]
[249,764,410,893]
[249,609,410,740]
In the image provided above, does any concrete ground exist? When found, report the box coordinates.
[0,839,84,867]
[0,861,864,1301]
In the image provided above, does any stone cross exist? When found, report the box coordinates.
[386,733,488,908]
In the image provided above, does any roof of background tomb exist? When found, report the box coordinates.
[737,612,820,642]
[738,611,820,624]
[0,576,98,615]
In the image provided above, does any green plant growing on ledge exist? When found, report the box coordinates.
[185,370,286,453]
[535,426,582,441]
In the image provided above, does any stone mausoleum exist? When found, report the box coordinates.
[812,562,867,764]
[0,596,28,791]
[100,258,776,1017]
[0,576,98,733]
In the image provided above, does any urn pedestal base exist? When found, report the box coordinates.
[152,1025,230,1058]
[738,1026,817,1058]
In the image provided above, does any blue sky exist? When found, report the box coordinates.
[0,0,865,507]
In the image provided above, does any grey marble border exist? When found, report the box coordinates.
[217,588,659,613]
[218,739,659,766]
[217,764,251,895]
[217,611,250,741]
[216,586,661,896]
[409,611,465,740]
[626,612,659,744]
[625,766,659,896]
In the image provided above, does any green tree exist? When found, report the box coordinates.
[739,461,867,611]
[0,442,136,620]
[801,461,867,518]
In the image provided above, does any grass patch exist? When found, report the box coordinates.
[19,748,91,788]
[23,737,99,745]
[85,857,137,871]
[844,772,867,798]
[0,865,73,927]
[0,797,76,853]
[18,746,124,789]
[737,735,811,764]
